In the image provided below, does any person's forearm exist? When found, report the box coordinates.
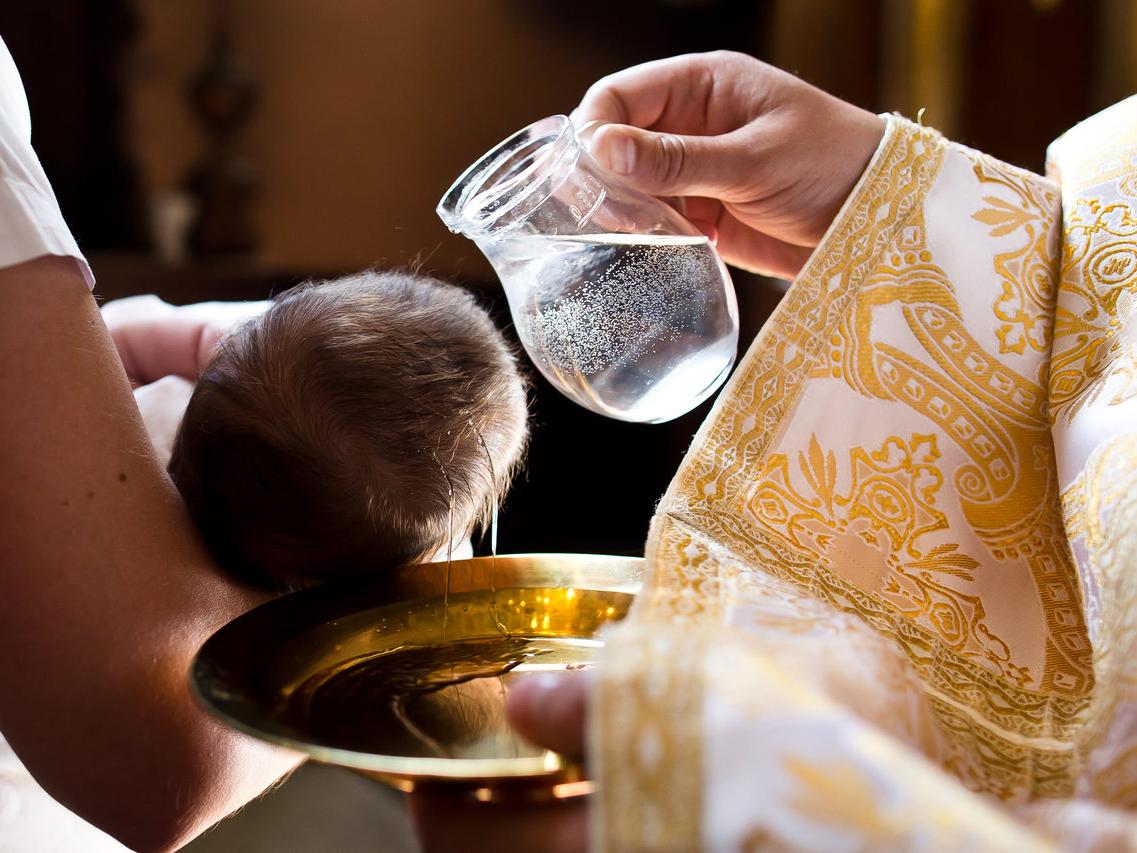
[0,258,299,851]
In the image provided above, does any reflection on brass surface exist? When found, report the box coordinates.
[193,554,641,796]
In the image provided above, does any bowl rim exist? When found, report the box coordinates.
[191,553,643,780]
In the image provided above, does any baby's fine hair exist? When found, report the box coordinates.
[168,271,528,589]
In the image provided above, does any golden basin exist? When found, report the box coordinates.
[192,553,642,799]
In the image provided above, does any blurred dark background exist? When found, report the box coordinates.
[1,0,1132,558]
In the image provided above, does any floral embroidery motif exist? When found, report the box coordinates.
[1050,195,1137,421]
[747,433,1027,684]
[971,152,1061,357]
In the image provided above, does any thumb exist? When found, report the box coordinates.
[506,672,589,759]
[589,124,734,198]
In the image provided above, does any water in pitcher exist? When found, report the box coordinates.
[492,232,737,423]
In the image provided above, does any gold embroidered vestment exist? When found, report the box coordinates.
[592,99,1137,851]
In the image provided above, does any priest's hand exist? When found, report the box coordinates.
[406,674,590,853]
[572,51,884,278]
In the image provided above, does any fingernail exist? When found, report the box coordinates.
[608,134,636,175]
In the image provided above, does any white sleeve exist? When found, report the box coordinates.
[0,36,93,288]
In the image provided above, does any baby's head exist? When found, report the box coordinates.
[168,271,528,589]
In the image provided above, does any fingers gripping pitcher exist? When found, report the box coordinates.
[437,116,739,424]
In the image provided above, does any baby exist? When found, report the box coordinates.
[104,271,528,590]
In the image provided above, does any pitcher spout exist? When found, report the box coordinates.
[436,116,578,239]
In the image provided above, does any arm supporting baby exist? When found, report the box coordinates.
[0,258,301,851]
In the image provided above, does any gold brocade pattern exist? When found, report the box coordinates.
[1049,102,1137,420]
[595,101,1137,851]
[746,432,1016,682]
[1049,195,1137,419]
[1041,433,1137,820]
[817,154,1086,697]
[1079,434,1137,808]
[972,152,1062,357]
[657,122,1093,706]
[593,623,705,852]
[640,117,1089,792]
[668,119,944,533]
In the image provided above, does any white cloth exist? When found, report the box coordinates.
[0,736,126,851]
[100,294,271,331]
[0,36,92,287]
[133,374,195,468]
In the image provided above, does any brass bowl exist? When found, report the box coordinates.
[192,553,641,798]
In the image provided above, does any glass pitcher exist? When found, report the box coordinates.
[437,115,739,424]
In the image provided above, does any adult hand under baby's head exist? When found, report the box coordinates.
[101,294,268,387]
